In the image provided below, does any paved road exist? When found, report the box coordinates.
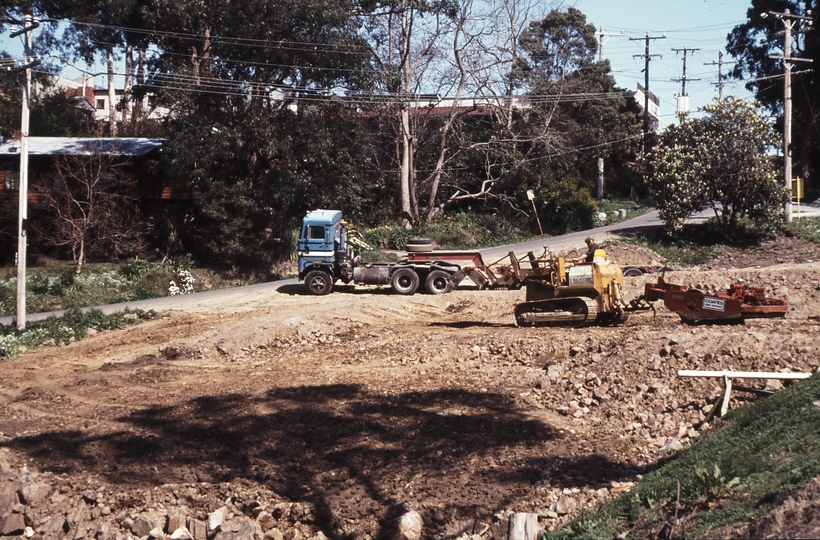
[4,202,819,326]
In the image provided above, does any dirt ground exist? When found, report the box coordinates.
[1,240,820,540]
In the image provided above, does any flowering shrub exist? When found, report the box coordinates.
[169,270,195,296]
[647,98,788,238]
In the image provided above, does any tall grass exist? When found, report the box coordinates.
[0,259,238,318]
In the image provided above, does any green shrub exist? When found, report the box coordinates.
[118,258,154,280]
[0,308,154,358]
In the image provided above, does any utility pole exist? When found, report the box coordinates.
[704,51,735,101]
[598,26,624,64]
[671,45,700,114]
[765,8,813,223]
[631,33,666,152]
[596,26,623,199]
[9,15,40,330]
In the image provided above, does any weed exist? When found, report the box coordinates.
[785,216,820,243]
[694,463,742,501]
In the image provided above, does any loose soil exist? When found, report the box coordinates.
[1,240,820,539]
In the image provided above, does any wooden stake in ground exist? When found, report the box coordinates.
[509,513,539,540]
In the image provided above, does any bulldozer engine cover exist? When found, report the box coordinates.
[568,265,594,286]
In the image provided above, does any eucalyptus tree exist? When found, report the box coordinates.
[151,0,380,269]
[356,0,460,225]
[458,7,641,232]
[727,0,819,191]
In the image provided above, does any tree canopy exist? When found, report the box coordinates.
[727,0,819,193]
[1,1,650,270]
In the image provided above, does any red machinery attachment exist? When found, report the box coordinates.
[632,277,788,323]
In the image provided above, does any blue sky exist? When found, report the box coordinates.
[570,0,756,125]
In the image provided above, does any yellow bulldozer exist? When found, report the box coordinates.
[511,249,628,327]
[447,248,628,327]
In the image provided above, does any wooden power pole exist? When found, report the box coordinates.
[765,8,813,223]
[631,33,666,152]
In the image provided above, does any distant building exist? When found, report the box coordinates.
[0,137,189,203]
[55,76,167,124]
[631,83,661,133]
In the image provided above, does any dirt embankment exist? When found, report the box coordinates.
[1,242,819,540]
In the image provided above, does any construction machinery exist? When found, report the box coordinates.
[511,249,628,327]
[443,248,629,327]
[629,277,788,323]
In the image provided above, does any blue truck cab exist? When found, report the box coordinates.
[298,209,351,294]
[297,209,457,296]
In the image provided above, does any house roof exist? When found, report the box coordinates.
[0,137,166,157]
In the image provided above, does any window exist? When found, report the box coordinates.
[308,226,325,240]
[96,99,106,110]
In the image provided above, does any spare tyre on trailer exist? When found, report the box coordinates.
[405,237,434,252]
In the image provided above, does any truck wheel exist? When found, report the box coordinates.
[304,269,333,295]
[407,237,432,245]
[425,270,452,294]
[391,268,420,295]
[623,268,644,277]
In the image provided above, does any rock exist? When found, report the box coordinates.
[256,511,275,531]
[43,515,69,535]
[188,518,207,540]
[392,510,423,540]
[170,527,194,540]
[131,516,156,537]
[149,526,166,539]
[86,328,98,336]
[0,491,20,517]
[168,512,187,533]
[0,513,26,535]
[208,506,228,532]
[555,496,577,515]
[263,529,284,540]
[569,346,583,357]
[20,482,51,505]
[214,520,258,540]
[765,379,784,392]
[657,437,684,457]
[94,522,110,539]
[546,365,565,382]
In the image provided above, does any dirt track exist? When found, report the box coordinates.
[1,241,820,539]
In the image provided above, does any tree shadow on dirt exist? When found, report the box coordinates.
[9,384,633,539]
